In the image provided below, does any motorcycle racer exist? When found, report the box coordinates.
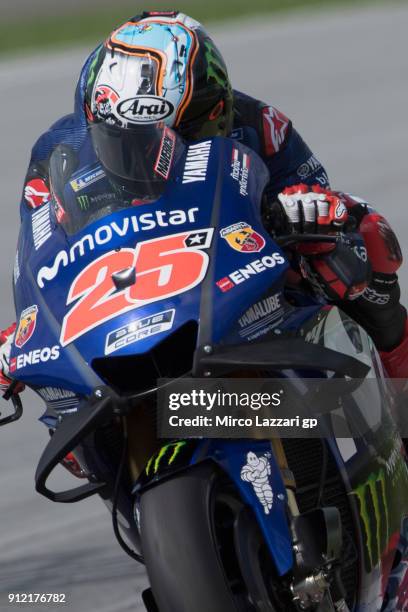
[1,10,407,392]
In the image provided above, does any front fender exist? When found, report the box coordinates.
[133,438,294,576]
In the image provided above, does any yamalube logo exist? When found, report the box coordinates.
[117,96,174,124]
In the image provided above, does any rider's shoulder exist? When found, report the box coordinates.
[30,113,87,166]
[232,89,292,158]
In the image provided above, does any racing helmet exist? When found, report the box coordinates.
[83,11,233,193]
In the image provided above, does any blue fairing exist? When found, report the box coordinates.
[11,136,294,392]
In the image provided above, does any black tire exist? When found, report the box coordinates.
[140,462,290,612]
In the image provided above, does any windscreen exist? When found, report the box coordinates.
[49,123,179,235]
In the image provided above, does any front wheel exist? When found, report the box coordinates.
[139,462,294,612]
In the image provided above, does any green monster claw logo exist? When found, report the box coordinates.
[352,469,389,572]
[204,40,228,89]
[86,45,104,91]
[351,442,408,574]
[145,441,188,476]
[77,195,90,210]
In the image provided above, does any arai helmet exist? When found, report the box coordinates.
[84,11,233,140]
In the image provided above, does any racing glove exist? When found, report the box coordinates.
[277,184,348,234]
[268,184,370,301]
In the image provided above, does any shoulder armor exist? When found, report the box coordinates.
[233,90,292,158]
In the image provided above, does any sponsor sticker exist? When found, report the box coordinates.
[14,251,20,284]
[238,293,285,340]
[154,127,176,179]
[315,172,330,186]
[77,192,117,210]
[37,206,199,288]
[24,178,50,209]
[37,387,76,401]
[53,193,66,223]
[105,309,175,355]
[184,231,212,248]
[335,201,347,220]
[216,253,286,292]
[241,452,273,515]
[296,155,323,180]
[182,141,212,184]
[262,106,290,156]
[94,85,119,120]
[37,387,79,413]
[9,345,60,373]
[230,148,250,196]
[135,24,153,34]
[362,287,390,305]
[231,127,244,141]
[216,277,235,293]
[15,305,38,348]
[70,166,105,192]
[220,221,265,254]
[117,96,174,124]
[32,203,52,250]
[144,10,178,17]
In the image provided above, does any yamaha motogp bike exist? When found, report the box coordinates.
[2,131,408,611]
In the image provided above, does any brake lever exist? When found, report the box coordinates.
[0,382,23,426]
[275,233,343,249]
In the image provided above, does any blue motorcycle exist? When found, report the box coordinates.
[2,131,408,611]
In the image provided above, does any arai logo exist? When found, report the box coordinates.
[117,96,174,123]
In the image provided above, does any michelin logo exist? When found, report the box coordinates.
[241,452,274,515]
[70,167,105,192]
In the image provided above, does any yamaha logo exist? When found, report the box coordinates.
[117,96,174,123]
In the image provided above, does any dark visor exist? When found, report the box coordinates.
[90,121,177,189]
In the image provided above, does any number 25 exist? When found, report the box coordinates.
[60,231,212,346]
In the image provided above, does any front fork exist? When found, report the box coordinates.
[134,437,348,611]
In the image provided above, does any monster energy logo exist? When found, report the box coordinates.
[86,45,103,90]
[77,195,90,210]
[145,441,187,476]
[351,469,389,572]
[204,40,228,88]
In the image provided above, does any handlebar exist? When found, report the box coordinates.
[0,383,23,426]
[275,233,343,249]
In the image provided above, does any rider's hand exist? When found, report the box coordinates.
[277,184,348,234]
[0,324,24,394]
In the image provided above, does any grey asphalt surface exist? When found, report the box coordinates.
[0,4,407,611]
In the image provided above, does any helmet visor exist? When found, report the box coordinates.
[90,121,177,192]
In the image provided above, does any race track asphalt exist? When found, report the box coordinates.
[0,4,407,611]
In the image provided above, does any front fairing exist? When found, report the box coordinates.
[12,136,289,392]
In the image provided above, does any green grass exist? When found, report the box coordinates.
[0,0,392,56]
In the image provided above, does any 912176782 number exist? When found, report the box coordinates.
[8,593,66,604]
